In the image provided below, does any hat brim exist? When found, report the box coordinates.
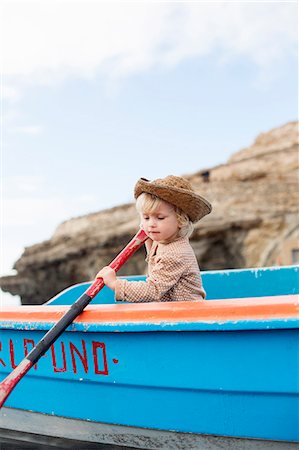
[134,178,212,223]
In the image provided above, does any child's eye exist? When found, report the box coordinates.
[143,216,149,220]
[158,217,165,220]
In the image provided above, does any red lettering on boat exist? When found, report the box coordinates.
[51,342,67,373]
[92,341,108,375]
[9,339,17,369]
[0,342,6,367]
[70,340,88,374]
[23,339,38,370]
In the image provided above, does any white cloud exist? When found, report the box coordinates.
[1,84,21,102]
[0,238,24,275]
[1,1,297,91]
[3,175,45,194]
[1,291,21,308]
[0,191,100,278]
[1,195,96,228]
[12,125,43,135]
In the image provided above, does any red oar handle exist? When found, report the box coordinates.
[0,228,148,408]
[85,228,147,298]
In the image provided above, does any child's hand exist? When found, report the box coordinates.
[96,266,116,291]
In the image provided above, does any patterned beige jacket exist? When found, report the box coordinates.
[115,237,205,302]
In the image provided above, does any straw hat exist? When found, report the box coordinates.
[134,175,212,223]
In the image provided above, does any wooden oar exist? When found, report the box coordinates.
[0,228,148,408]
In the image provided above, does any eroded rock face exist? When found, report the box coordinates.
[1,121,298,305]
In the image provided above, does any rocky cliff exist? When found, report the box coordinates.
[1,121,298,304]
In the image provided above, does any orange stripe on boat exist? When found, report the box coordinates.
[0,295,298,324]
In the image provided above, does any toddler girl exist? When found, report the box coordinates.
[97,175,212,302]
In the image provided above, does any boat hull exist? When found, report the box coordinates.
[1,316,298,442]
[1,407,298,450]
[1,266,298,446]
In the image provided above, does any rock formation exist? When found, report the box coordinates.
[1,121,298,305]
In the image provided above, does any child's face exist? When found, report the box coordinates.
[140,200,180,243]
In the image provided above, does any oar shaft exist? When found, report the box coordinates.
[0,229,148,408]
[27,291,97,364]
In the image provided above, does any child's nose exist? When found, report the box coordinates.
[148,217,157,227]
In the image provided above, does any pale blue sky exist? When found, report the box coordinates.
[1,1,298,306]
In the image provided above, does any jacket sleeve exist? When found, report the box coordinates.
[115,254,186,302]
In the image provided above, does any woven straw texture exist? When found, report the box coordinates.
[134,175,212,223]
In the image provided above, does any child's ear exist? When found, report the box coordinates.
[176,218,182,228]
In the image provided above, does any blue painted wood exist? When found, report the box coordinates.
[1,317,298,333]
[1,327,298,442]
[47,265,299,305]
[1,266,298,443]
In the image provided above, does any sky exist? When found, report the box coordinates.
[0,0,298,307]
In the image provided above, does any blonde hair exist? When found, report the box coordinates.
[136,193,194,239]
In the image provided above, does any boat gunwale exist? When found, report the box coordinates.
[0,295,298,332]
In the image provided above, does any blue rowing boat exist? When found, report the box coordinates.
[0,265,298,449]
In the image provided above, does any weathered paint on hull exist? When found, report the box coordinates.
[1,407,298,450]
[0,314,298,442]
[0,266,298,446]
